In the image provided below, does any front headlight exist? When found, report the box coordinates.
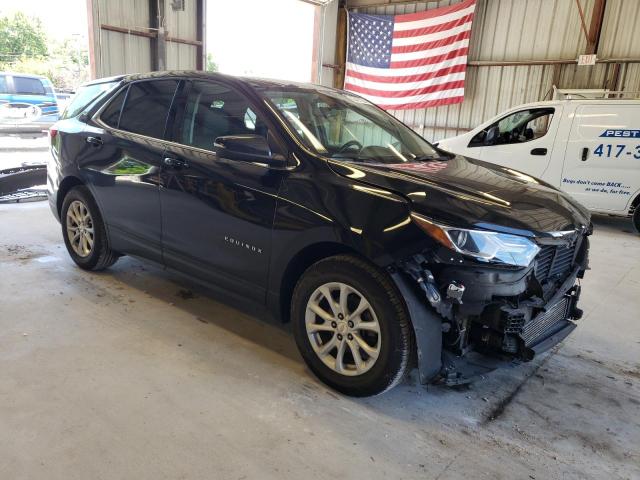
[411,213,540,267]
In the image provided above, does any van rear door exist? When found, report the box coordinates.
[561,104,640,212]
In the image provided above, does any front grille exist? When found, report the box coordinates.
[521,297,570,346]
[534,243,576,283]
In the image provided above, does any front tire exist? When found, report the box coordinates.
[633,206,640,233]
[61,185,119,270]
[291,255,412,396]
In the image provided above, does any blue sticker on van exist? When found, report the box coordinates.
[600,129,640,138]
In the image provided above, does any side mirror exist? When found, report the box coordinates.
[213,134,286,167]
[213,134,271,162]
[484,126,499,146]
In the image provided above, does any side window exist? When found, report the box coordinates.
[118,80,179,139]
[62,81,118,119]
[14,76,46,95]
[177,81,269,151]
[0,76,8,94]
[469,108,554,147]
[100,88,128,128]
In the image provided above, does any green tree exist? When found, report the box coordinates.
[0,12,48,64]
[206,52,218,72]
[53,38,89,69]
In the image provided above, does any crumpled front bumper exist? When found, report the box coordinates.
[392,235,589,386]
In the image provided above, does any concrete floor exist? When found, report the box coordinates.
[1,201,639,480]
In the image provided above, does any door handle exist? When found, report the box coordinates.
[86,136,103,147]
[163,157,189,169]
[581,147,589,161]
[530,147,547,156]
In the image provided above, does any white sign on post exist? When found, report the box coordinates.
[578,54,597,66]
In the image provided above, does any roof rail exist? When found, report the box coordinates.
[552,86,640,100]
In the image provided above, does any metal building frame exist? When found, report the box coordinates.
[87,0,205,78]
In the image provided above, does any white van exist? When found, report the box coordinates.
[437,99,640,231]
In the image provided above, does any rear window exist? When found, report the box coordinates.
[14,76,46,95]
[62,81,118,119]
[117,80,179,139]
[0,75,8,94]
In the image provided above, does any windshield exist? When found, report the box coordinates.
[260,87,439,164]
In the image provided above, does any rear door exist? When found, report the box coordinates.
[561,104,640,212]
[466,107,559,179]
[79,79,181,261]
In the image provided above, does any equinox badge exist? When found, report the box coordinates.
[224,236,263,254]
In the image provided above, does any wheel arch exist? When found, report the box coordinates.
[56,175,85,217]
[629,190,640,216]
[630,191,640,233]
[276,241,364,323]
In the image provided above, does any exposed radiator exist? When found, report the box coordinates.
[521,297,570,346]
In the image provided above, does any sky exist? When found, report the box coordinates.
[0,0,88,41]
[206,0,316,81]
[0,0,316,81]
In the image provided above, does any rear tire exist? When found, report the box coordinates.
[633,206,640,233]
[61,185,119,270]
[291,255,412,397]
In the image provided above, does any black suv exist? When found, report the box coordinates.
[48,72,591,396]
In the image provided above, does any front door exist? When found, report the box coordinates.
[561,104,640,212]
[467,107,559,179]
[160,79,287,302]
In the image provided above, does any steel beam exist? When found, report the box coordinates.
[196,0,205,70]
[586,0,607,55]
[333,6,347,88]
[347,0,441,9]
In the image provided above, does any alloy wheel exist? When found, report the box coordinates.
[305,282,381,376]
[66,200,94,258]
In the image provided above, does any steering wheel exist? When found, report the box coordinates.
[338,140,363,153]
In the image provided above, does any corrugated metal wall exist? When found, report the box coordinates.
[352,0,640,142]
[91,0,153,75]
[165,0,199,71]
[89,0,201,78]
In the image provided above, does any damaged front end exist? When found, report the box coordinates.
[392,223,590,386]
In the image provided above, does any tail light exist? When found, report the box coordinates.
[49,127,58,143]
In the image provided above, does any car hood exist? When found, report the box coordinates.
[329,155,591,236]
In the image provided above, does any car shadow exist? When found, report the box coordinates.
[102,256,302,364]
[97,255,541,415]
[591,213,637,235]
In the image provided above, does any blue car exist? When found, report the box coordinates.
[0,72,60,135]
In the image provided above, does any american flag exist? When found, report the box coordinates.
[344,0,476,110]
